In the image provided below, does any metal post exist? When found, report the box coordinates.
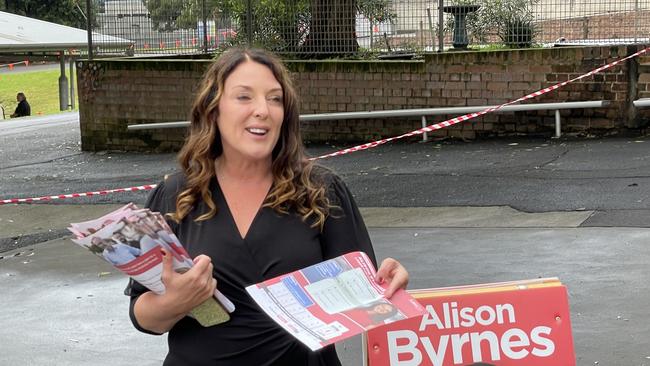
[554,109,561,138]
[361,332,368,366]
[438,0,444,52]
[202,0,208,53]
[86,0,93,60]
[246,0,253,45]
[419,20,424,48]
[635,0,639,44]
[369,18,374,49]
[421,116,428,142]
[69,57,76,110]
[427,8,436,52]
[58,51,69,111]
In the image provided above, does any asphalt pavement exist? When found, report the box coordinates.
[1,114,650,365]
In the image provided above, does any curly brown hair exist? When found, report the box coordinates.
[171,48,330,229]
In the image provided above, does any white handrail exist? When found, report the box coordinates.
[126,100,611,139]
[633,98,650,107]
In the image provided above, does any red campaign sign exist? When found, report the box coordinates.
[366,285,575,366]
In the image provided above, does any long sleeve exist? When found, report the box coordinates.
[125,178,174,335]
[319,173,377,268]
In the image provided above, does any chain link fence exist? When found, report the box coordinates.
[90,0,650,57]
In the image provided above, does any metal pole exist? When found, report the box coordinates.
[635,0,639,44]
[438,0,444,52]
[419,20,424,48]
[427,8,436,52]
[361,333,368,366]
[86,0,93,60]
[246,0,253,45]
[202,0,208,53]
[421,116,428,142]
[58,51,69,111]
[554,110,561,138]
[69,57,76,110]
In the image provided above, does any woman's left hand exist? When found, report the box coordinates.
[375,258,409,298]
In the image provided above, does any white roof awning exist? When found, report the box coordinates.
[0,11,132,52]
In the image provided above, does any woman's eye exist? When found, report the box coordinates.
[269,96,283,103]
[237,95,251,101]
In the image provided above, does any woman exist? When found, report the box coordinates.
[91,236,141,266]
[127,48,409,365]
[343,301,405,330]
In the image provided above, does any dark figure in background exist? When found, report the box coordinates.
[10,92,30,118]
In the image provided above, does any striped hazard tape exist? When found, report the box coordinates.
[0,60,29,69]
[0,185,157,205]
[2,46,649,205]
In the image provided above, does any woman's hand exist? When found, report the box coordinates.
[133,250,217,334]
[375,258,409,298]
[160,250,217,315]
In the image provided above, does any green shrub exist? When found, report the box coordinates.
[449,0,540,48]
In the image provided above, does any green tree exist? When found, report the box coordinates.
[144,0,396,56]
[216,0,311,54]
[357,0,395,23]
[3,0,98,29]
[144,0,193,32]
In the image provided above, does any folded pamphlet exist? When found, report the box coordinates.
[68,203,234,327]
[246,251,427,351]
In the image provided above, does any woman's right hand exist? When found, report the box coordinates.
[160,250,217,315]
[133,249,217,334]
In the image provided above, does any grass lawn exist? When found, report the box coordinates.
[0,69,78,119]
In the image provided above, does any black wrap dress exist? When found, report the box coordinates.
[127,170,377,366]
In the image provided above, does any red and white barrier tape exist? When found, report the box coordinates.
[2,46,649,205]
[0,60,29,69]
[0,185,157,205]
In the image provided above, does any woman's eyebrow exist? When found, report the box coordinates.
[231,85,282,93]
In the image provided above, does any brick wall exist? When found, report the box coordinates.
[77,59,206,151]
[78,45,648,152]
[537,11,650,42]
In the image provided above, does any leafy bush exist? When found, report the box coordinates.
[449,0,540,48]
[502,18,536,48]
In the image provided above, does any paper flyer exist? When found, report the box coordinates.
[68,203,235,327]
[246,251,426,351]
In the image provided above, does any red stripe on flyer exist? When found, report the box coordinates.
[117,249,163,275]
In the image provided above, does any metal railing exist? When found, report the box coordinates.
[127,100,610,138]
[88,0,650,57]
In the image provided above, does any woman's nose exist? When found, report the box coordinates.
[253,98,269,119]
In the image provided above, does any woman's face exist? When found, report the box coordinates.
[217,60,284,163]
[121,224,139,240]
[373,303,393,314]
